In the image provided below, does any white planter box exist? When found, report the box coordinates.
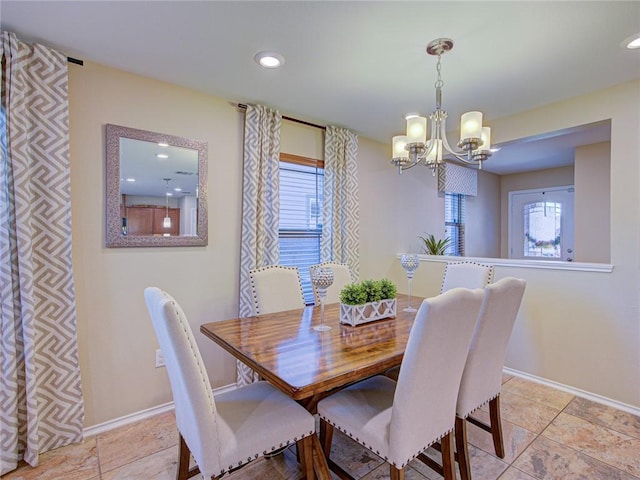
[339,298,397,326]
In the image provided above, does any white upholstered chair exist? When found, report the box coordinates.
[317,287,484,480]
[384,260,494,383]
[452,277,526,480]
[144,287,316,480]
[440,260,494,293]
[309,262,353,305]
[249,265,306,315]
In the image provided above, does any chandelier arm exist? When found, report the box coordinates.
[425,115,440,159]
[450,154,478,165]
[403,159,423,171]
[438,116,463,158]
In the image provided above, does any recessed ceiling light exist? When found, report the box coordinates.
[157,153,169,159]
[126,178,135,182]
[254,51,284,68]
[166,192,173,197]
[157,142,169,147]
[174,187,182,192]
[622,33,640,49]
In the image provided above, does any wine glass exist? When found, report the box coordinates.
[400,254,420,313]
[312,267,334,332]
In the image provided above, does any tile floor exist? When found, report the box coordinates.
[2,375,639,480]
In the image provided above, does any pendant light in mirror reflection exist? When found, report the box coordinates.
[163,178,172,230]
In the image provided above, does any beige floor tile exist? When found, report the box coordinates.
[263,447,306,480]
[325,429,384,479]
[464,411,537,463]
[407,446,444,480]
[464,445,510,480]
[564,397,640,440]
[482,391,561,434]
[224,456,289,480]
[497,466,539,480]
[360,462,427,479]
[410,444,508,480]
[502,373,514,384]
[502,377,574,410]
[97,411,178,473]
[102,446,177,480]
[514,435,638,480]
[0,437,99,480]
[541,412,640,477]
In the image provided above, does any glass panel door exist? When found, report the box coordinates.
[509,186,574,261]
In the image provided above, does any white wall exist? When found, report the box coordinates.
[69,60,640,429]
[574,142,611,263]
[69,62,245,426]
[466,170,501,258]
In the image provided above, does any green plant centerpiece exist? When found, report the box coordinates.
[339,278,397,326]
[419,233,452,255]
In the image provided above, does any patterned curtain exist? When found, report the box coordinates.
[0,32,84,474]
[322,126,360,279]
[237,104,281,386]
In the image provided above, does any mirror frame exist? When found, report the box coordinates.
[105,124,208,247]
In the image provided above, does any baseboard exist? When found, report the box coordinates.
[503,367,640,417]
[85,373,639,438]
[83,382,238,438]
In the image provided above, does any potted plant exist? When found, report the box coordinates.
[419,233,452,255]
[339,278,397,326]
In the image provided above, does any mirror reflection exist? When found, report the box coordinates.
[106,124,208,247]
[120,138,199,236]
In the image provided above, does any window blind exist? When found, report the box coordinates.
[279,160,324,304]
[445,192,465,256]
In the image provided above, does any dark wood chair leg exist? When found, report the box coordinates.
[440,431,456,480]
[296,435,315,480]
[177,433,201,480]
[455,416,472,480]
[489,395,505,458]
[390,465,406,480]
[319,419,334,457]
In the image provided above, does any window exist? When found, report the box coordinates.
[279,153,324,304]
[445,192,465,256]
[523,201,562,258]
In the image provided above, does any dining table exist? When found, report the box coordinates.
[200,293,423,480]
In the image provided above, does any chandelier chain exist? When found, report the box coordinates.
[434,55,444,90]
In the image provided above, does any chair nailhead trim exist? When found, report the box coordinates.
[216,431,313,476]
[320,415,453,469]
[459,392,500,419]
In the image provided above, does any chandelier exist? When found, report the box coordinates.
[391,38,492,175]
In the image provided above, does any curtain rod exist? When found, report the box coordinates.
[237,103,325,131]
[67,57,84,66]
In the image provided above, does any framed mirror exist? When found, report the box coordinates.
[105,124,208,247]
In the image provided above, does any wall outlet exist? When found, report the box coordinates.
[155,349,165,368]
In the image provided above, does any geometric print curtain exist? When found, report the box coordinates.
[321,126,360,280]
[237,104,281,386]
[437,162,478,196]
[0,31,84,474]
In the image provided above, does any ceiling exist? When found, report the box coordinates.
[1,1,638,175]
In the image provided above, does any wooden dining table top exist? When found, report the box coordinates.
[200,293,422,406]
